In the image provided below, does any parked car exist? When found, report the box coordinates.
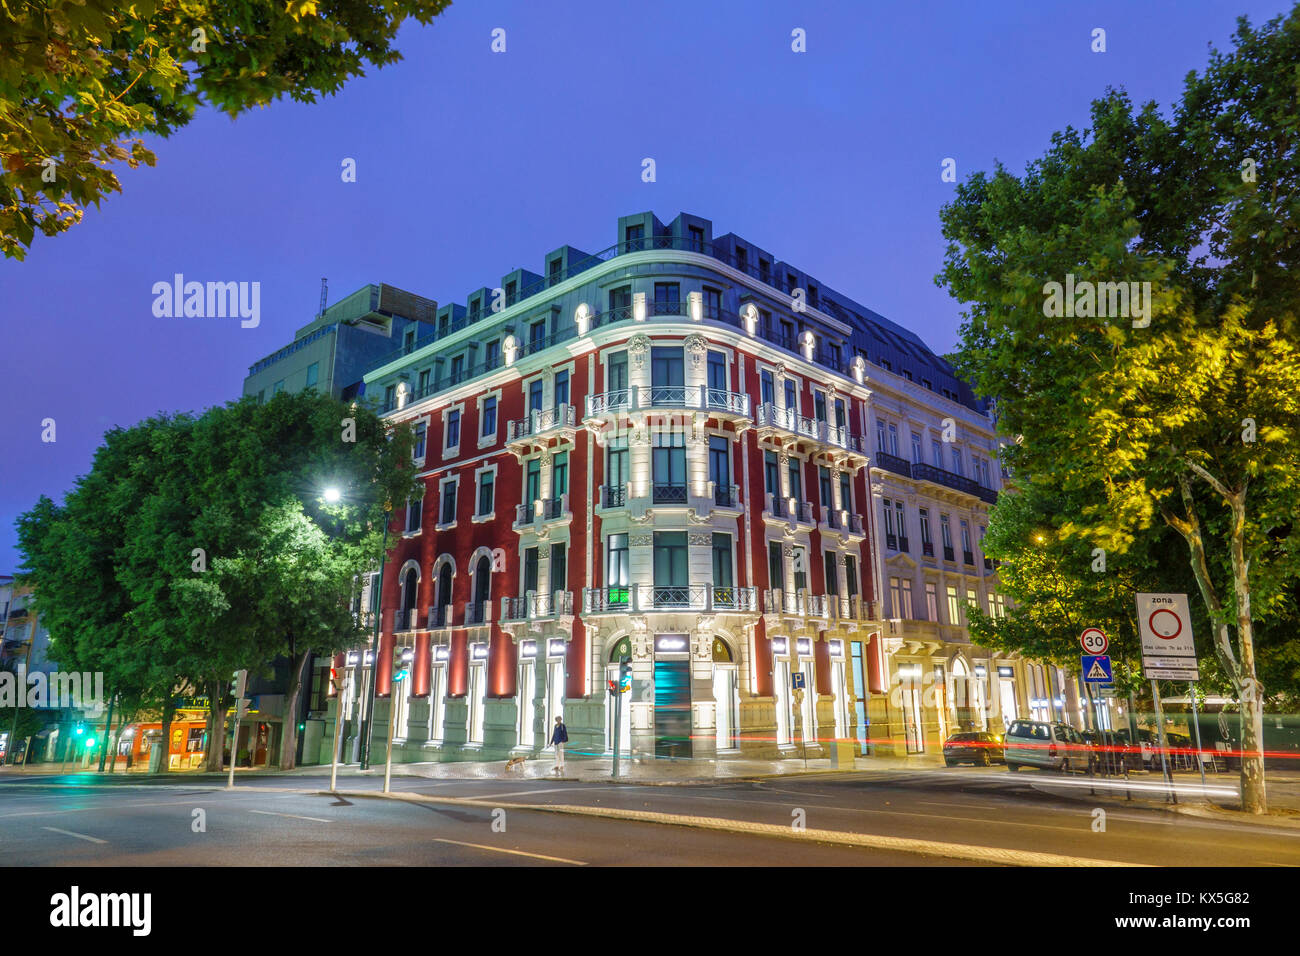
[1113,727,1159,769]
[1004,720,1090,772]
[943,731,1005,766]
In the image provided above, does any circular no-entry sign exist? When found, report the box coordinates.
[1079,627,1109,654]
[1148,608,1182,640]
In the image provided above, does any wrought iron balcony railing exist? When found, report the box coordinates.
[507,403,576,441]
[501,591,574,622]
[652,484,688,504]
[911,462,998,503]
[586,386,750,419]
[427,604,453,629]
[464,601,491,626]
[514,494,570,526]
[393,608,420,631]
[713,483,741,508]
[601,484,627,508]
[874,452,913,478]
[583,585,757,614]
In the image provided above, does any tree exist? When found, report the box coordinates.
[16,390,418,773]
[938,8,1300,813]
[0,0,452,258]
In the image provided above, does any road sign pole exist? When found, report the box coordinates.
[329,682,344,793]
[612,687,622,779]
[1150,680,1176,804]
[1190,682,1207,790]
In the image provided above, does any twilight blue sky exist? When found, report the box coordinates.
[0,0,1289,570]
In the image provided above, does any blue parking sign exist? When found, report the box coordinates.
[792,672,806,690]
[1081,654,1112,682]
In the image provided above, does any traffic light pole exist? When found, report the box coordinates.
[359,509,391,772]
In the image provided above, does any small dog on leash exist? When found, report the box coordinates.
[504,756,528,772]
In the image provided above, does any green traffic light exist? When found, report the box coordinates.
[84,738,96,748]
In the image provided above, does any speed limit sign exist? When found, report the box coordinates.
[1079,627,1109,655]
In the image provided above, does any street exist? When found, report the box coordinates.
[2,766,1297,867]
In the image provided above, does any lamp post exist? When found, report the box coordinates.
[359,501,393,771]
[384,666,409,793]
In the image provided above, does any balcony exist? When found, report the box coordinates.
[652,483,688,505]
[506,403,577,454]
[819,507,867,540]
[464,602,492,627]
[899,536,911,553]
[584,385,751,426]
[911,462,998,503]
[501,591,574,623]
[583,584,757,615]
[754,403,868,462]
[712,483,742,509]
[600,484,627,509]
[393,608,420,632]
[427,604,453,630]
[873,452,913,479]
[922,541,934,558]
[943,545,956,562]
[514,494,571,531]
[963,550,976,566]
[763,493,816,529]
[826,594,878,623]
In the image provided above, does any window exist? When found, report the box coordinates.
[780,318,794,347]
[607,350,628,393]
[704,287,721,320]
[919,508,932,550]
[439,479,457,525]
[966,588,978,619]
[529,379,544,413]
[707,350,726,396]
[932,439,943,467]
[925,582,939,622]
[824,552,839,595]
[839,472,851,512]
[305,362,319,387]
[653,532,689,588]
[764,450,780,498]
[911,432,922,464]
[624,224,644,250]
[653,282,680,313]
[418,369,430,394]
[946,586,961,625]
[952,447,964,477]
[769,541,784,590]
[403,328,416,354]
[549,257,563,284]
[760,369,775,406]
[652,429,686,499]
[819,466,832,512]
[736,246,747,272]
[759,257,771,283]
[525,459,541,507]
[477,471,494,516]
[446,409,460,447]
[450,355,464,382]
[551,450,568,498]
[783,377,796,412]
[787,457,802,502]
[551,543,567,595]
[438,314,449,338]
[887,423,899,456]
[844,555,859,599]
[606,534,629,600]
[481,397,497,437]
[792,546,808,592]
[384,384,395,408]
[961,520,972,555]
[555,369,570,408]
[940,514,953,548]
[895,500,907,548]
[485,340,500,368]
[876,420,887,452]
[524,547,539,594]
[709,436,730,501]
[901,579,914,618]
[889,577,901,615]
[608,285,631,314]
[882,498,896,537]
[814,391,827,423]
[505,280,517,305]
[651,346,684,387]
[413,421,427,459]
[529,320,546,350]
[712,534,734,601]
[605,437,628,503]
[405,498,422,533]
[688,225,705,251]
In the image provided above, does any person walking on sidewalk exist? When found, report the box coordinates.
[550,716,568,775]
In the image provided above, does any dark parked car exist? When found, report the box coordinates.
[943,731,1005,766]
[1081,729,1129,774]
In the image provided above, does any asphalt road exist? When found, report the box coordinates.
[2,767,1297,866]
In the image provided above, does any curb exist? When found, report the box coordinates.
[320,788,1144,867]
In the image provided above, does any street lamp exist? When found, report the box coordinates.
[323,487,341,504]
[359,500,394,771]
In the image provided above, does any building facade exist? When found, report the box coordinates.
[324,212,1038,765]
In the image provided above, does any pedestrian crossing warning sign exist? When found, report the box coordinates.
[1081,654,1112,682]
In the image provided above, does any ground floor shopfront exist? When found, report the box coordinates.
[317,613,1067,766]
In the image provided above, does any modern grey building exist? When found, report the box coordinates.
[242,283,437,402]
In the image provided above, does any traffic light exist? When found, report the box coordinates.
[74,722,85,736]
[231,669,248,700]
[618,657,632,693]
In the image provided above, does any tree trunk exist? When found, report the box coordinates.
[204,678,226,773]
[158,696,175,774]
[1228,495,1267,813]
[279,648,311,770]
[108,706,129,774]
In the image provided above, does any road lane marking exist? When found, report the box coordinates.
[248,809,331,823]
[459,787,593,801]
[430,838,585,865]
[41,826,107,844]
